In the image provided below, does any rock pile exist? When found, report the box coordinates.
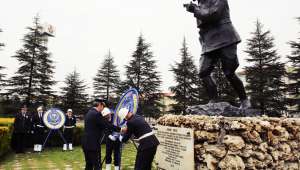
[157,114,300,170]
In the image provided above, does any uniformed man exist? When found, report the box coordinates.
[33,106,46,152]
[119,108,159,170]
[101,108,121,170]
[12,105,31,153]
[184,0,251,109]
[63,109,76,151]
[82,99,121,170]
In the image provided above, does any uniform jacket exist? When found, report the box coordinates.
[64,115,76,128]
[122,114,159,151]
[193,0,241,54]
[13,112,31,134]
[32,112,46,132]
[82,108,120,151]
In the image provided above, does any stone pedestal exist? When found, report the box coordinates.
[157,115,300,170]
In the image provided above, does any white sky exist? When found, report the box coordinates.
[0,0,299,95]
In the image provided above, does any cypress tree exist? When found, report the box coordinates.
[124,34,162,117]
[170,38,202,114]
[9,16,56,105]
[286,17,300,115]
[244,20,286,114]
[93,50,120,101]
[61,70,88,115]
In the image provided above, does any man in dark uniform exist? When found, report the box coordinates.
[119,108,159,170]
[63,109,76,151]
[184,0,251,109]
[82,99,121,170]
[33,106,46,152]
[101,107,121,170]
[12,105,31,153]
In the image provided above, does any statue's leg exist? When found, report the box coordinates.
[220,45,250,108]
[199,53,218,102]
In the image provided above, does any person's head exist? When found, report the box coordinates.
[93,99,107,112]
[101,107,112,120]
[118,108,133,121]
[21,105,27,114]
[67,109,73,117]
[37,106,43,113]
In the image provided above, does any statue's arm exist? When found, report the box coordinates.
[193,0,226,21]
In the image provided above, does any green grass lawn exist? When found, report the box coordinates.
[0,143,143,170]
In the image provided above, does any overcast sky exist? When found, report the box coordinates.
[0,0,299,94]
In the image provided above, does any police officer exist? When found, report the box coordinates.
[82,99,121,170]
[63,109,76,151]
[12,105,31,153]
[33,106,46,152]
[102,108,121,170]
[119,108,159,170]
[184,0,251,109]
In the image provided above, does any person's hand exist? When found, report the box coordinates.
[119,135,123,142]
[108,134,117,141]
[121,127,128,133]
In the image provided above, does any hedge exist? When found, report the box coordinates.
[0,125,12,158]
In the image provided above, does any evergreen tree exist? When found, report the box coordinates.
[286,17,300,114]
[0,28,6,91]
[170,38,203,114]
[212,61,238,105]
[124,34,162,117]
[8,16,56,105]
[93,50,120,101]
[244,20,286,114]
[61,70,88,115]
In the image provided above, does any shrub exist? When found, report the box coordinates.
[0,125,12,158]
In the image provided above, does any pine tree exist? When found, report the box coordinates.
[212,61,238,105]
[8,16,56,105]
[61,70,89,115]
[124,34,162,117]
[244,20,286,114]
[93,50,120,101]
[170,38,203,114]
[0,28,6,91]
[286,17,300,114]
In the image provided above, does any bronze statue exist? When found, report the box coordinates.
[184,0,251,109]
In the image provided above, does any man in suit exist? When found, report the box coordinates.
[12,105,31,153]
[33,106,46,152]
[184,0,251,109]
[63,109,76,151]
[119,108,159,170]
[82,99,121,170]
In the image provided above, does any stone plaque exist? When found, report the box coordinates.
[154,125,194,170]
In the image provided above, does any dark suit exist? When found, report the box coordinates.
[122,114,159,170]
[105,117,121,167]
[13,112,31,153]
[82,108,120,170]
[63,115,76,143]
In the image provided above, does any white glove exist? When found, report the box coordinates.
[108,134,117,141]
[119,135,123,142]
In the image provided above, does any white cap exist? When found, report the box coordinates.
[118,108,129,121]
[67,109,73,112]
[37,106,43,112]
[101,107,111,117]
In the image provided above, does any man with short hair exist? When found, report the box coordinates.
[12,105,30,153]
[82,99,121,170]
